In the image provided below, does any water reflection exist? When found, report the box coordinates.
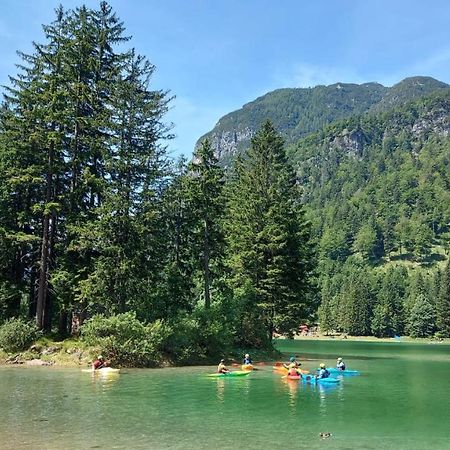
[284,378,299,412]
[215,379,225,403]
[89,371,120,392]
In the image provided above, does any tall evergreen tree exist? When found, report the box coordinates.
[225,121,314,344]
[436,260,450,336]
[187,139,225,308]
[407,294,435,337]
[0,3,171,331]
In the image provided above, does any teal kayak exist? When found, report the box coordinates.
[207,371,251,378]
[301,374,340,384]
[327,367,360,376]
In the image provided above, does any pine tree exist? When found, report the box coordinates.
[186,139,225,309]
[372,267,407,337]
[155,157,196,318]
[340,266,373,336]
[407,294,435,337]
[436,261,450,336]
[76,49,171,319]
[0,3,171,331]
[225,121,314,344]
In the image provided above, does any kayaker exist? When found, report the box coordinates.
[243,353,252,365]
[92,355,107,370]
[336,357,346,371]
[317,363,330,379]
[284,356,301,369]
[217,359,229,374]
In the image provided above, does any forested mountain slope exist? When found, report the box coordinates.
[289,90,450,337]
[198,76,448,163]
[291,88,450,263]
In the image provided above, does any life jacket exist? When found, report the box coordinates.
[243,358,252,365]
[319,368,330,379]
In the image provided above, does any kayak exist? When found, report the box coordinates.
[286,374,301,380]
[273,366,309,375]
[327,367,360,376]
[207,371,251,378]
[242,364,254,371]
[301,374,340,384]
[82,367,120,374]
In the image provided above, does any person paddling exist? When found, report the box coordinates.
[284,356,301,369]
[317,363,330,379]
[336,357,346,371]
[92,355,108,370]
[217,359,229,374]
[243,353,252,365]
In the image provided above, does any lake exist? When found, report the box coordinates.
[1,339,450,449]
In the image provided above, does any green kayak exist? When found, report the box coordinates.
[207,370,251,378]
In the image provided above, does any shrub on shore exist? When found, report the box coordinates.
[0,318,40,352]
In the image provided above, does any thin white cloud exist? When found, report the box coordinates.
[372,48,450,87]
[271,62,365,89]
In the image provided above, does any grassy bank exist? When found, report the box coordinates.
[2,330,447,368]
[0,336,280,368]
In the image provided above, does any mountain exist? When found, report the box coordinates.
[290,88,450,265]
[197,76,448,163]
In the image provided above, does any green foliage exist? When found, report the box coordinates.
[371,303,395,338]
[186,139,225,308]
[0,318,39,352]
[436,261,450,337]
[225,121,315,343]
[406,295,436,338]
[80,313,170,367]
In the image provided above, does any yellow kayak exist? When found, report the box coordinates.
[82,367,120,374]
[242,364,254,371]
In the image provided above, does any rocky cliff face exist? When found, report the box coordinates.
[208,127,254,161]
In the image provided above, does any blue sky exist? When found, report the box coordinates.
[1,1,450,157]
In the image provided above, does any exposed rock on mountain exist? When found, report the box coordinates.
[197,76,448,163]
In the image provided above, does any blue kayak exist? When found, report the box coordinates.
[301,374,340,384]
[327,367,360,376]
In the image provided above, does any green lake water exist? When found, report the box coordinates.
[1,339,450,449]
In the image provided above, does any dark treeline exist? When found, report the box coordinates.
[0,3,314,362]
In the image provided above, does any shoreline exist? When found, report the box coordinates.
[1,335,447,368]
[286,334,449,344]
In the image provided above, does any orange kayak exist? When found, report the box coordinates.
[242,364,254,371]
[273,366,309,375]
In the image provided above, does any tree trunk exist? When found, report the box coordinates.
[36,141,54,330]
[203,218,210,309]
[36,214,50,329]
[58,310,69,338]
